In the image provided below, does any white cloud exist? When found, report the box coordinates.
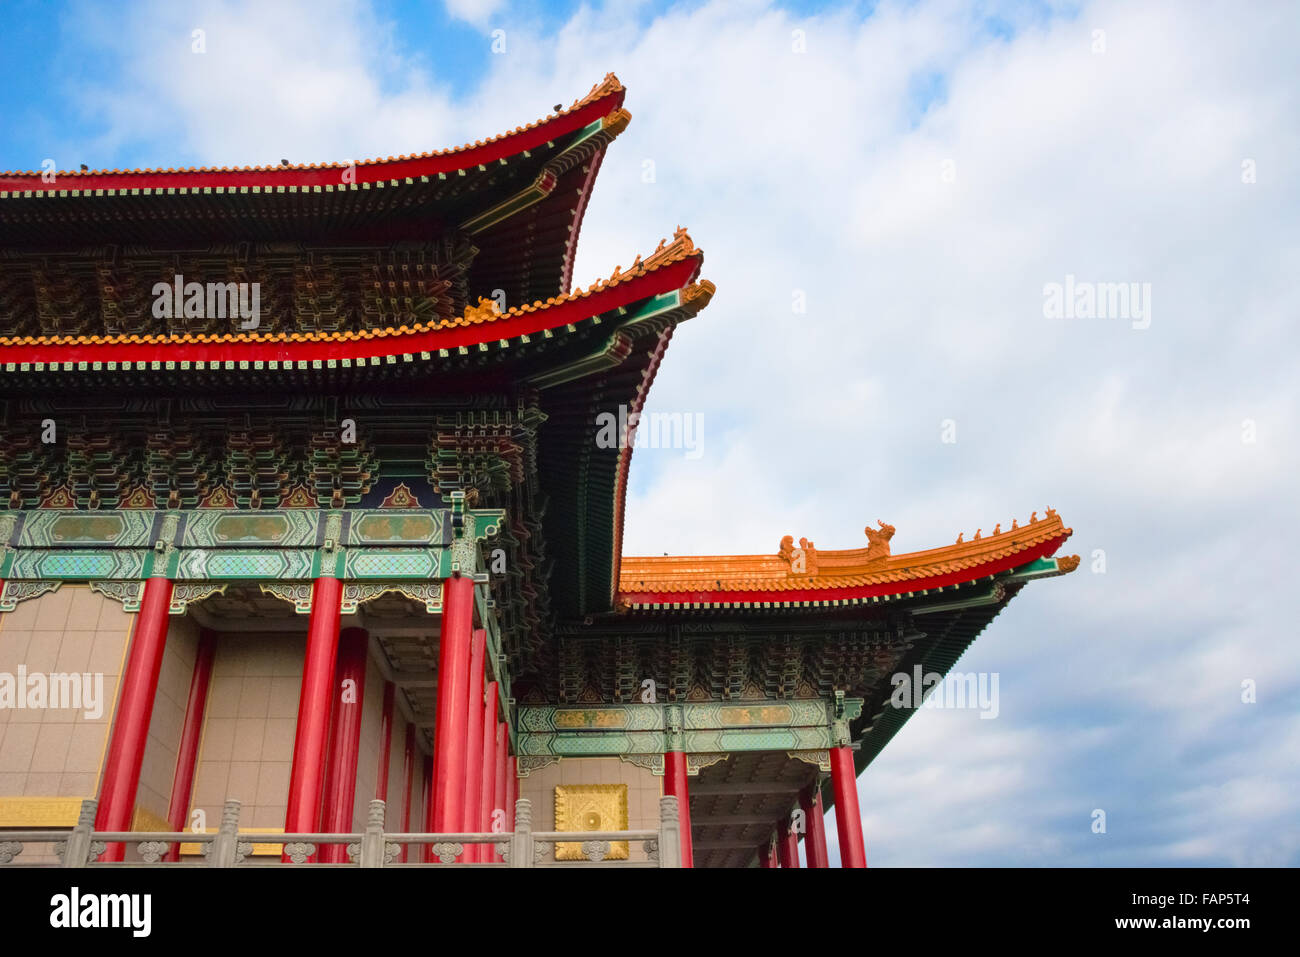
[443,0,506,29]
[62,0,1300,865]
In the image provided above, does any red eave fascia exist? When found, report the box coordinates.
[0,254,699,366]
[606,250,704,607]
[0,89,624,194]
[616,533,1071,607]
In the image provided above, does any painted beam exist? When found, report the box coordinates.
[0,507,505,583]
[513,697,858,757]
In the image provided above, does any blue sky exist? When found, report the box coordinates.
[1,0,1296,867]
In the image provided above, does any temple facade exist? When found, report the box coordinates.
[0,75,1076,867]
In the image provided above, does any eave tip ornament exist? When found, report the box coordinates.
[462,296,502,323]
[778,535,818,576]
[864,520,894,561]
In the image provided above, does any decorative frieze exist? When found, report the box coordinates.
[339,581,443,615]
[514,697,860,758]
[2,507,498,554]
[0,506,509,586]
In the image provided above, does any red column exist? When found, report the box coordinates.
[505,755,517,832]
[421,754,433,861]
[830,745,867,868]
[800,784,830,869]
[318,627,368,863]
[492,721,507,861]
[400,725,415,862]
[758,842,773,868]
[477,680,499,864]
[163,628,216,862]
[475,712,497,866]
[94,575,174,862]
[375,681,395,802]
[462,629,486,862]
[778,824,801,868]
[421,755,433,829]
[283,575,343,858]
[663,750,694,868]
[428,574,474,857]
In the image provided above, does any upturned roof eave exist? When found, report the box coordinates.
[0,75,625,193]
[0,235,705,369]
[616,516,1077,609]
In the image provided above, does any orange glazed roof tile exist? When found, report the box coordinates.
[618,510,1076,605]
[0,74,625,186]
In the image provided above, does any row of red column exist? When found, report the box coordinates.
[92,572,474,862]
[90,570,861,867]
[759,752,866,868]
[426,576,516,862]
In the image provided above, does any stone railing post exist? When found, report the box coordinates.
[359,799,386,868]
[509,798,533,868]
[207,799,241,868]
[658,795,682,868]
[61,798,98,867]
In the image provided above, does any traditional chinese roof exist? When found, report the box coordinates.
[0,76,715,621]
[617,511,1076,609]
[0,229,707,371]
[0,75,624,190]
[0,74,629,310]
[609,514,1078,865]
[0,230,714,623]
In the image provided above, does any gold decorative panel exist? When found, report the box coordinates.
[0,797,85,827]
[554,784,628,860]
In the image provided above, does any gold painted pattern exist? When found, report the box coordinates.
[554,784,628,861]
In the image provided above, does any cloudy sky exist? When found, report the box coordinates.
[2,0,1296,866]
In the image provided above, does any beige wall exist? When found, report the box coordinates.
[134,615,200,826]
[191,632,304,830]
[382,702,405,829]
[0,586,134,815]
[385,711,429,832]
[189,631,416,836]
[518,757,662,862]
[3,600,460,857]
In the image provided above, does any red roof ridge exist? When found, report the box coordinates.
[0,73,625,184]
[0,228,705,350]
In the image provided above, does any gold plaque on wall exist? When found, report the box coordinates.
[554,784,629,860]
